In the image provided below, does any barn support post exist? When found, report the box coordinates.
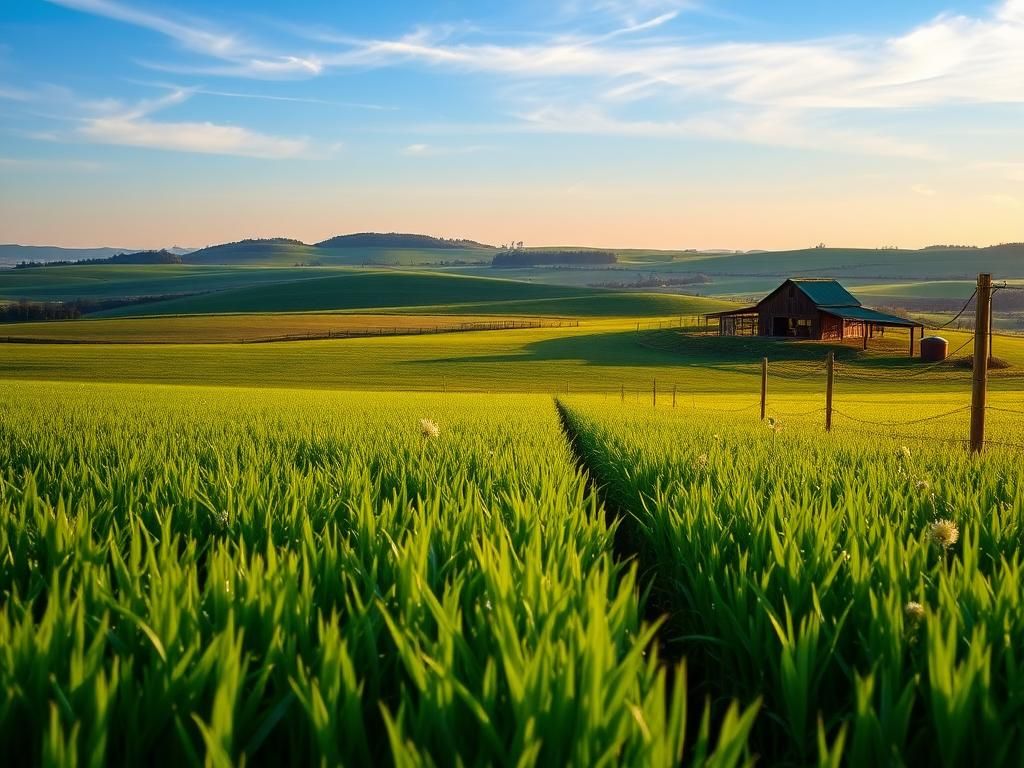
[825,352,835,432]
[970,273,993,453]
[760,357,768,421]
[909,326,915,358]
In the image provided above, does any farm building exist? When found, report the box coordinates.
[705,278,925,352]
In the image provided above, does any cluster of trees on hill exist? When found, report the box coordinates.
[0,294,185,322]
[590,274,711,289]
[15,250,182,269]
[212,238,304,247]
[492,250,618,268]
[315,233,492,249]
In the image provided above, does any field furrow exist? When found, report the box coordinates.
[558,397,1024,766]
[0,382,758,766]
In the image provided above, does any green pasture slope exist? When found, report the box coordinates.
[0,264,362,303]
[184,242,494,267]
[86,270,728,318]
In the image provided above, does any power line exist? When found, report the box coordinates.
[928,289,977,330]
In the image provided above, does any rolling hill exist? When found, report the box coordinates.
[315,232,493,249]
[90,270,598,316]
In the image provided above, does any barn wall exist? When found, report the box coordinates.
[758,282,821,337]
[820,314,844,340]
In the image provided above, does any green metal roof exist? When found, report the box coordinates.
[791,279,861,307]
[819,305,923,328]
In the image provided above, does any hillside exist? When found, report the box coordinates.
[184,238,316,265]
[492,249,617,268]
[0,244,139,267]
[315,232,493,249]
[15,249,183,268]
[93,271,604,317]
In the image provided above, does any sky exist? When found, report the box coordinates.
[1,0,1023,250]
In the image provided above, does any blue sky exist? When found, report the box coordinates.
[1,0,1022,249]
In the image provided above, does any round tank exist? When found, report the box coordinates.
[920,336,948,363]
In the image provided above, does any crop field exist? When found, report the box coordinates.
[3,379,1024,766]
[0,382,769,766]
[558,397,1024,766]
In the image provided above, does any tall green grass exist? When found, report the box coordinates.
[560,398,1024,766]
[0,382,755,766]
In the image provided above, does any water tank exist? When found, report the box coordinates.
[920,336,948,363]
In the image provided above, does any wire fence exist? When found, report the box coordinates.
[549,351,1024,452]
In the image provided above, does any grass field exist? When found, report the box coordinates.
[558,395,1024,765]
[3,321,1023,394]
[0,383,762,766]
[0,313,577,344]
[5,248,1024,766]
[4,377,1024,765]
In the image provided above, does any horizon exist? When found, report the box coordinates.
[5,233,1024,255]
[2,0,1023,249]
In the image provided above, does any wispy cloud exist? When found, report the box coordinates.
[34,0,1024,159]
[401,142,487,157]
[514,105,937,158]
[73,89,309,158]
[7,82,311,159]
[46,0,321,78]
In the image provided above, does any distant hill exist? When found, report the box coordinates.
[15,249,183,269]
[184,238,316,265]
[492,249,617,268]
[315,233,494,249]
[0,244,139,267]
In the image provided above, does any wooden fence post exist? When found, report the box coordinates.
[621,383,625,403]
[971,273,993,453]
[825,352,834,432]
[652,379,657,408]
[672,384,677,409]
[761,357,768,421]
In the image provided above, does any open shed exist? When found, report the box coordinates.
[704,278,925,354]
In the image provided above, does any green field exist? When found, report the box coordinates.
[5,244,1024,766]
[4,376,1024,765]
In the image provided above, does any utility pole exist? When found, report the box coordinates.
[825,352,835,432]
[989,293,994,358]
[970,273,993,453]
[761,358,768,421]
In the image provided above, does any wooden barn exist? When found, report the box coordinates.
[704,278,925,353]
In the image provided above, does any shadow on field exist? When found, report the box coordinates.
[406,330,677,368]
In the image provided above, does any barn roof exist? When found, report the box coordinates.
[819,306,923,328]
[789,279,861,307]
